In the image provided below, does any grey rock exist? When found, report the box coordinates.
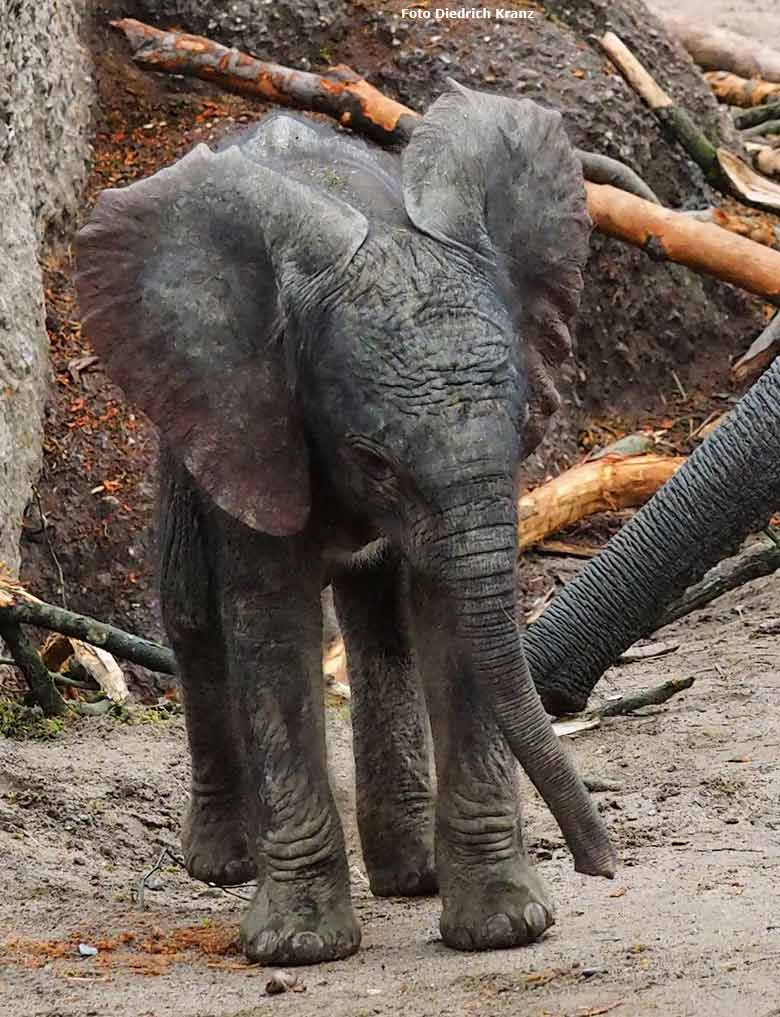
[0,1,94,576]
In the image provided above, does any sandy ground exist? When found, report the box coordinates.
[1,560,778,1017]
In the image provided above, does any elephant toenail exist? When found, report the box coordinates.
[523,902,549,939]
[292,932,324,959]
[481,914,513,944]
[256,931,279,957]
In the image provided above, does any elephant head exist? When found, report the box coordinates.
[75,82,614,878]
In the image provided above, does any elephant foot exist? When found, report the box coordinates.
[364,832,438,898]
[241,879,361,965]
[181,790,257,886]
[439,857,554,951]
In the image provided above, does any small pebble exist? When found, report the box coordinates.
[266,969,305,995]
[78,943,98,957]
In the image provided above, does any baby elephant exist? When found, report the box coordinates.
[76,80,614,966]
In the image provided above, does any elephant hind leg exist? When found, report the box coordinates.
[158,446,256,887]
[333,547,437,898]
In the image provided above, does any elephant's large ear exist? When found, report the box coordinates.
[402,81,590,442]
[76,143,367,534]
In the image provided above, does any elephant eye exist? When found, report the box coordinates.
[345,436,395,483]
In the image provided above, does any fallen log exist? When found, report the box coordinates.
[731,313,780,382]
[655,536,780,629]
[0,574,175,676]
[705,72,780,109]
[660,16,780,83]
[586,184,780,304]
[599,31,780,214]
[517,453,685,551]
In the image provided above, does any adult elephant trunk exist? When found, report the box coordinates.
[429,496,616,878]
[526,356,780,717]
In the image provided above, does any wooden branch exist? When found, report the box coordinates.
[705,72,780,108]
[600,32,780,214]
[586,184,780,304]
[111,17,418,145]
[0,621,68,717]
[732,313,780,381]
[656,537,780,629]
[660,16,780,83]
[517,453,685,551]
[0,576,175,675]
[736,102,780,130]
[596,676,694,717]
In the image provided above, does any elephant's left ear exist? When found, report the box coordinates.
[402,80,591,372]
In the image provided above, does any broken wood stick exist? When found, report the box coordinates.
[711,205,780,251]
[585,184,780,304]
[600,32,780,214]
[705,71,780,108]
[731,313,780,381]
[518,453,685,551]
[746,145,780,181]
[660,16,780,83]
[656,536,780,629]
[0,575,175,675]
[596,676,695,717]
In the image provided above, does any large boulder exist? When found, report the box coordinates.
[133,0,761,469]
[0,1,94,575]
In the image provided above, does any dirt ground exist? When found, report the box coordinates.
[1,563,779,1017]
[3,1,780,1015]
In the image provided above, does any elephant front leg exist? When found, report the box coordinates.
[410,583,554,951]
[332,550,436,897]
[219,529,360,966]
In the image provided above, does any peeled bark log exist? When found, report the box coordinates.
[661,16,780,83]
[518,453,685,551]
[587,184,780,304]
[110,17,418,145]
[705,72,780,108]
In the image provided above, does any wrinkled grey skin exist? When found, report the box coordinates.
[529,354,780,716]
[76,82,615,967]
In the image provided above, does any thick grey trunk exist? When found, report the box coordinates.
[526,355,780,715]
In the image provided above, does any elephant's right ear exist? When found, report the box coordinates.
[76,144,367,535]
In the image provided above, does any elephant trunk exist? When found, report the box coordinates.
[432,496,616,878]
[526,356,780,716]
